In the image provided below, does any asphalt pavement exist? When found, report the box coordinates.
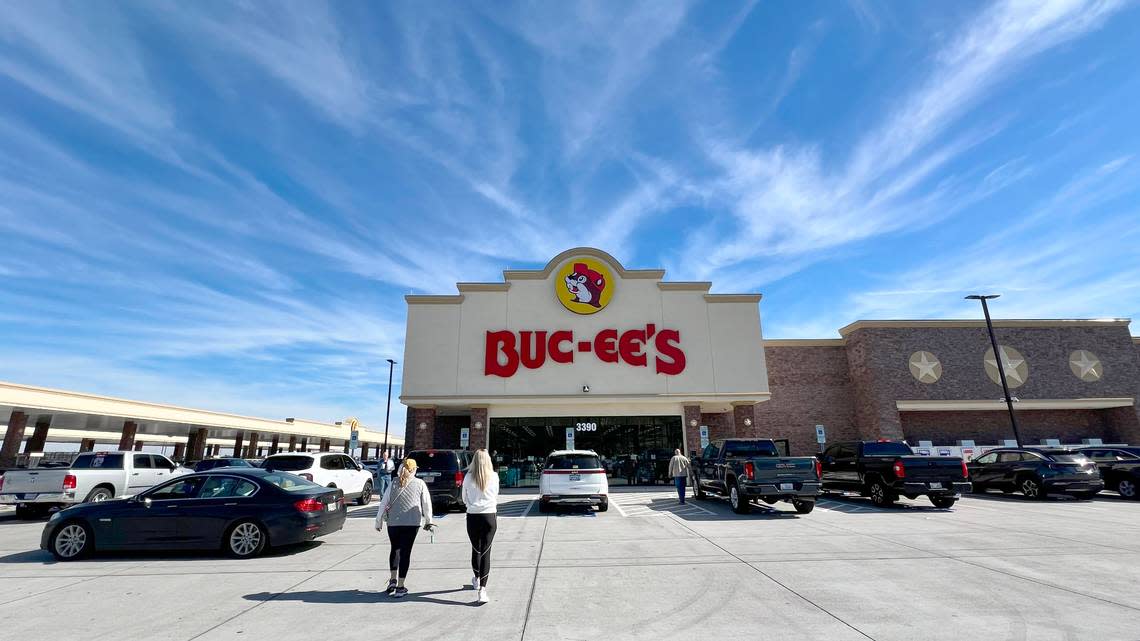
[2,488,1140,641]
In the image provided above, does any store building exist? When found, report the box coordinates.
[402,248,1140,483]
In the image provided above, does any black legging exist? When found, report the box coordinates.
[387,525,419,579]
[466,513,497,587]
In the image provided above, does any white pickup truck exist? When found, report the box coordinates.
[0,451,191,517]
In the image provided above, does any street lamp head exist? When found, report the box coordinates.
[387,358,397,365]
[964,294,1000,301]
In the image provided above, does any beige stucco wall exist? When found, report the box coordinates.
[401,249,769,414]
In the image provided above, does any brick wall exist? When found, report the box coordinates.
[754,345,860,455]
[901,409,1108,445]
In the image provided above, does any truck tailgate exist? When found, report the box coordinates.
[751,457,818,480]
[0,469,68,495]
[898,456,963,480]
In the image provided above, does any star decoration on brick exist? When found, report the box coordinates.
[1069,350,1102,382]
[984,345,1028,388]
[908,351,942,383]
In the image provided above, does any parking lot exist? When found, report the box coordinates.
[3,489,1140,641]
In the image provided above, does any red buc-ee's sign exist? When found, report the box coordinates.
[485,324,686,377]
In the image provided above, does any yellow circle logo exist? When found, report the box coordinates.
[555,257,614,314]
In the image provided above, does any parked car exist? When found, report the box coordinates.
[261,452,374,505]
[692,438,821,514]
[40,468,346,561]
[819,440,970,508]
[968,448,1102,500]
[0,451,191,518]
[361,459,380,478]
[194,458,255,472]
[538,450,609,512]
[405,449,472,510]
[1077,447,1140,499]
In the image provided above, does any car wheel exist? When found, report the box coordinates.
[225,520,268,559]
[791,499,815,514]
[1019,477,1046,500]
[868,480,895,507]
[692,476,705,500]
[50,521,93,561]
[1118,478,1138,499]
[84,487,114,503]
[598,498,608,512]
[729,483,751,514]
[356,481,372,506]
[930,496,957,509]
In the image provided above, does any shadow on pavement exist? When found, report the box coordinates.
[0,541,324,565]
[966,491,1088,503]
[817,493,955,513]
[245,587,474,607]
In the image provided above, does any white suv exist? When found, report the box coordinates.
[538,450,609,513]
[262,452,374,505]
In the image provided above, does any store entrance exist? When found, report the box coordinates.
[489,416,684,488]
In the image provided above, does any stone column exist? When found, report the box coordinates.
[0,410,28,468]
[118,421,138,451]
[683,404,701,456]
[319,438,330,452]
[470,406,489,450]
[299,437,308,452]
[233,432,245,458]
[173,442,186,461]
[411,406,436,450]
[288,435,297,452]
[212,444,221,456]
[23,418,51,454]
[189,427,208,461]
[79,438,96,452]
[134,441,145,451]
[343,440,351,454]
[270,434,280,455]
[245,432,260,458]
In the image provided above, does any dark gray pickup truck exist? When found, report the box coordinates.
[691,438,822,514]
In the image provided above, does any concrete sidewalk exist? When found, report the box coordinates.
[2,490,1140,640]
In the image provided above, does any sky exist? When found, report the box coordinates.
[2,1,1139,433]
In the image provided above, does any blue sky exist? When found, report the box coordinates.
[2,1,1139,432]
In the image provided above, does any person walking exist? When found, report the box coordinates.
[377,451,394,497]
[463,449,499,605]
[375,458,434,598]
[668,448,691,504]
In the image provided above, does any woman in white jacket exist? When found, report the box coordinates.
[375,458,434,598]
[463,449,499,604]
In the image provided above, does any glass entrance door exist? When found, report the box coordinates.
[489,416,684,488]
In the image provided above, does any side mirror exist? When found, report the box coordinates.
[143,498,153,508]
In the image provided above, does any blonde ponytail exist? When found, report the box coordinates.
[398,458,418,488]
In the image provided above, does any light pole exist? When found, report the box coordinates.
[383,359,396,456]
[965,294,1023,447]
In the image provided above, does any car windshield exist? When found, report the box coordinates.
[261,472,322,492]
[546,454,602,470]
[70,453,124,469]
[1046,453,1089,463]
[408,451,457,471]
[862,442,915,457]
[262,456,313,472]
[723,441,779,457]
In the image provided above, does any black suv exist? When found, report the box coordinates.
[1076,447,1140,499]
[968,448,1103,500]
[406,449,473,510]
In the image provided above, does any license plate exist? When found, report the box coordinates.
[569,473,581,481]
[929,482,943,489]
[327,501,338,511]
[20,494,37,500]
[779,483,794,491]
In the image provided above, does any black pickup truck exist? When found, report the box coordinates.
[818,440,971,508]
[691,438,822,514]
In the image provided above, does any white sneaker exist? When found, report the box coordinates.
[471,575,480,590]
[477,587,489,604]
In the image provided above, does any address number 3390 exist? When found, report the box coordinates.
[575,423,598,432]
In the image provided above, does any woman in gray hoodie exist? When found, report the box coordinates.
[375,457,434,598]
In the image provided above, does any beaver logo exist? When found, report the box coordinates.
[555,256,614,315]
[564,263,605,308]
